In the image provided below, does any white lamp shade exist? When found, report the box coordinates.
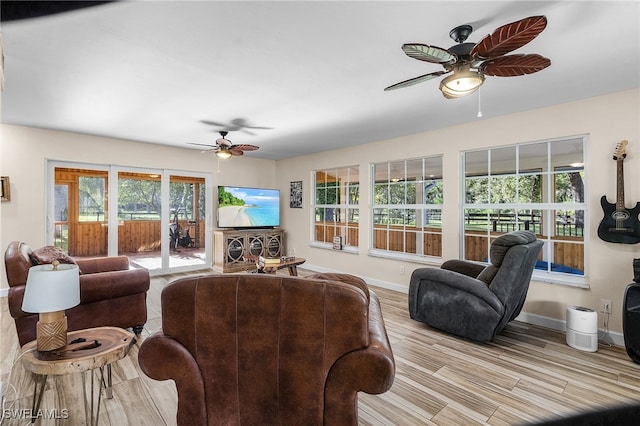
[22,264,80,313]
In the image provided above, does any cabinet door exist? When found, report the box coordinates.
[248,234,264,257]
[265,232,282,257]
[226,235,245,264]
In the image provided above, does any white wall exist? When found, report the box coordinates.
[0,125,276,288]
[276,88,640,335]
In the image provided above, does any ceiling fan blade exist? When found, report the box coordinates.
[0,1,111,22]
[200,120,227,127]
[384,71,448,91]
[401,44,456,64]
[243,125,272,130]
[480,54,551,76]
[230,149,245,156]
[231,144,259,152]
[188,142,216,148]
[471,15,547,60]
[202,118,273,133]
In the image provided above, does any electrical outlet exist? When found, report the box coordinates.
[399,265,405,275]
[600,299,612,314]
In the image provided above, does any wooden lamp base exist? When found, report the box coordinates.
[36,310,68,351]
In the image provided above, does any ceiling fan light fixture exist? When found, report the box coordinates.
[216,149,232,159]
[439,70,485,99]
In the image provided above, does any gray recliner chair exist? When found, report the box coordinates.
[408,230,543,342]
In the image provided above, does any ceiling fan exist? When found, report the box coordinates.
[384,15,551,99]
[188,131,259,159]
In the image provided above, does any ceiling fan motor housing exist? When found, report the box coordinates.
[449,24,473,43]
[447,42,475,63]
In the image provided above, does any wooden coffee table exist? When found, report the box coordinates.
[260,257,306,276]
[245,256,306,276]
[21,326,136,425]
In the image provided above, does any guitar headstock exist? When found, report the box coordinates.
[613,140,628,160]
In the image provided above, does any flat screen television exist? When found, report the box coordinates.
[217,186,280,229]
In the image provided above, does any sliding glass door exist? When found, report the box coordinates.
[168,175,206,269]
[116,170,163,271]
[48,162,211,275]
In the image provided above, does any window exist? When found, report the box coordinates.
[462,137,586,283]
[78,176,107,222]
[313,166,359,249]
[118,172,161,221]
[371,156,443,258]
[54,168,109,256]
[170,176,206,222]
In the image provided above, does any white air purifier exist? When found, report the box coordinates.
[566,305,598,352]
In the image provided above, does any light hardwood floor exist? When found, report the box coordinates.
[2,269,639,425]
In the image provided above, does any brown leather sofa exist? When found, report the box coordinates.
[138,273,395,425]
[5,241,150,346]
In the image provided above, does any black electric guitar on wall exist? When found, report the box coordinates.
[597,140,640,244]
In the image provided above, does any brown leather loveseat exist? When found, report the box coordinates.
[5,241,150,346]
[138,273,395,425]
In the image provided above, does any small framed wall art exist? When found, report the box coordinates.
[1,176,9,202]
[290,181,302,208]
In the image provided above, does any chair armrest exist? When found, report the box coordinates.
[441,259,486,278]
[324,291,395,424]
[78,269,150,304]
[75,256,130,274]
[7,286,27,319]
[139,333,207,426]
[410,268,504,314]
[8,269,149,318]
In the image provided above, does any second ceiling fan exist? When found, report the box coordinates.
[384,15,551,99]
[189,131,259,159]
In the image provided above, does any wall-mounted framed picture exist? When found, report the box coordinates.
[290,181,302,208]
[1,176,9,202]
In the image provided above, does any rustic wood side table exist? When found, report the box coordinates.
[245,255,306,276]
[21,326,136,425]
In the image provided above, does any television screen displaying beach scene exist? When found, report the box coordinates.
[217,186,280,228]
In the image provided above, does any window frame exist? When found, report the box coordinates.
[312,165,360,252]
[461,136,588,287]
[369,155,444,262]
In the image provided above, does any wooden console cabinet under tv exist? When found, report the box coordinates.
[213,228,285,273]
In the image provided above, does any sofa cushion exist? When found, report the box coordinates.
[30,246,81,273]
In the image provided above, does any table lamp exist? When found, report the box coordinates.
[22,260,80,351]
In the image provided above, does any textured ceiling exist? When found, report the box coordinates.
[1,1,639,160]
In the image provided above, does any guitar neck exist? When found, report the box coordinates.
[616,157,625,210]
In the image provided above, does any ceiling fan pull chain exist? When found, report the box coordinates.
[477,89,483,118]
